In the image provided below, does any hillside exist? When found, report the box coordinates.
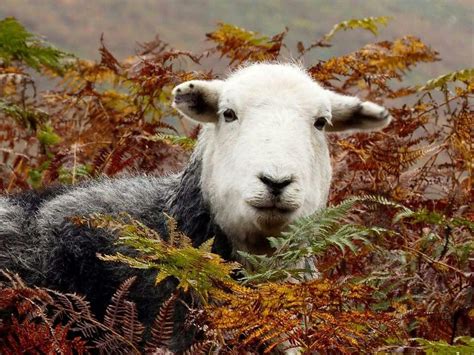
[1,0,472,82]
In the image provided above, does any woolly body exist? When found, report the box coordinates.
[0,63,391,350]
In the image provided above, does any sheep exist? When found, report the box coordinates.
[0,63,391,350]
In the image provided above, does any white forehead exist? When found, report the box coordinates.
[219,63,330,116]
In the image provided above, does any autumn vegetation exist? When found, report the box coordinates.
[0,16,473,353]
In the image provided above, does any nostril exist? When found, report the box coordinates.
[259,175,293,194]
[273,179,293,190]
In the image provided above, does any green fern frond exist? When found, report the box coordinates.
[239,196,391,283]
[0,17,72,74]
[419,68,474,91]
[147,134,196,151]
[393,206,474,231]
[79,213,240,302]
[324,16,391,41]
[0,98,49,130]
[416,336,474,354]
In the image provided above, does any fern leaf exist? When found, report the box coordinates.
[121,300,145,343]
[104,276,136,330]
[324,16,391,41]
[416,336,474,354]
[419,68,474,91]
[0,17,72,74]
[94,333,136,355]
[0,98,49,130]
[182,340,214,355]
[147,133,196,151]
[146,292,178,350]
[240,196,392,283]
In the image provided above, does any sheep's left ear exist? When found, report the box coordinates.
[325,90,392,132]
[172,79,224,123]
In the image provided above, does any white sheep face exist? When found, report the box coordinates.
[172,63,391,254]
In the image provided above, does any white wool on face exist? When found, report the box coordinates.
[195,64,333,252]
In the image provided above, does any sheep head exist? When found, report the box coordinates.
[172,63,391,255]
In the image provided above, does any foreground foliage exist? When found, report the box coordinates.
[0,16,472,353]
[0,271,212,354]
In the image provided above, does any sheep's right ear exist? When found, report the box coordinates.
[172,80,224,123]
[325,90,392,132]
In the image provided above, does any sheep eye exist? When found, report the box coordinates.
[314,117,327,130]
[223,109,238,122]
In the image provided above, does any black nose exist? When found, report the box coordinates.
[259,175,293,195]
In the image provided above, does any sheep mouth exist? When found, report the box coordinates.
[251,205,295,214]
[247,201,298,214]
